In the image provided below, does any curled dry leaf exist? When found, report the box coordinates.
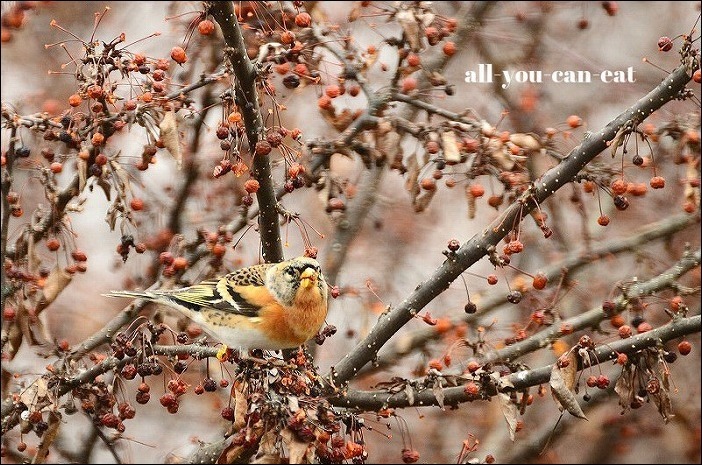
[441,130,461,164]
[37,267,72,312]
[432,377,445,410]
[487,138,515,171]
[549,351,587,420]
[497,392,519,441]
[396,8,422,52]
[281,427,312,464]
[509,133,542,152]
[159,109,182,169]
[252,427,281,464]
[233,380,248,431]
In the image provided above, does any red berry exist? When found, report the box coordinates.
[294,12,311,27]
[71,250,87,262]
[693,69,701,84]
[68,94,82,107]
[255,140,272,156]
[597,215,610,226]
[566,115,582,128]
[611,178,628,195]
[244,179,260,193]
[130,198,144,211]
[657,36,673,52]
[649,176,665,189]
[487,274,498,285]
[532,272,547,290]
[401,449,420,463]
[442,41,456,56]
[636,321,652,333]
[50,161,63,173]
[47,238,60,251]
[407,53,420,66]
[171,46,187,64]
[401,77,417,93]
[678,340,692,356]
[616,353,628,365]
[586,375,598,388]
[618,325,632,338]
[325,85,341,98]
[198,19,215,35]
[468,183,485,198]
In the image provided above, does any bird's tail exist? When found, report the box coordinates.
[103,290,158,300]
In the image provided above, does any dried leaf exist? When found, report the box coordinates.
[404,384,415,406]
[77,158,87,192]
[281,427,310,465]
[20,377,50,411]
[509,133,542,152]
[39,267,72,308]
[396,8,422,52]
[441,130,461,164]
[404,155,420,199]
[34,411,61,464]
[609,124,628,158]
[497,392,519,441]
[233,381,248,430]
[252,428,281,464]
[487,139,515,170]
[413,189,435,212]
[615,364,634,412]
[97,176,112,201]
[348,3,361,22]
[466,188,476,219]
[159,110,182,169]
[432,378,445,410]
[105,199,119,231]
[549,357,587,420]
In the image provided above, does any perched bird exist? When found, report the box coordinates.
[104,256,328,351]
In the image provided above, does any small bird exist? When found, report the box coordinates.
[104,256,328,351]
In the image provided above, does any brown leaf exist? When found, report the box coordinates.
[348,3,361,22]
[549,357,587,420]
[509,133,543,152]
[39,267,72,309]
[77,158,87,192]
[396,8,422,52]
[97,176,112,201]
[252,427,281,464]
[281,427,311,464]
[34,411,61,464]
[233,381,248,431]
[159,109,182,169]
[413,189,435,212]
[441,130,461,164]
[614,364,635,413]
[432,378,445,410]
[497,393,519,441]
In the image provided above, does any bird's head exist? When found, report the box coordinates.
[266,256,328,307]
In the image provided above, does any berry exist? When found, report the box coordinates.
[464,301,477,314]
[401,77,417,93]
[255,140,272,156]
[611,178,628,195]
[68,94,82,107]
[198,19,215,35]
[47,238,60,251]
[442,41,456,56]
[170,46,187,64]
[468,184,485,198]
[487,274,498,285]
[566,115,582,128]
[244,179,260,193]
[636,321,652,333]
[678,340,692,356]
[649,176,665,189]
[657,36,673,52]
[295,12,311,27]
[130,198,144,211]
[532,273,548,290]
[597,215,610,226]
[507,290,522,304]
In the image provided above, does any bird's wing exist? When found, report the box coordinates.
[164,263,274,317]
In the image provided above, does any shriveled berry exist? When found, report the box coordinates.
[170,46,187,64]
[657,36,673,52]
[198,19,215,35]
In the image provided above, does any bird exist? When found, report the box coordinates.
[104,256,328,352]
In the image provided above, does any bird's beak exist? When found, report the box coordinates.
[300,268,318,288]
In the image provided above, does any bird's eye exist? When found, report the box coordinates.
[285,268,297,277]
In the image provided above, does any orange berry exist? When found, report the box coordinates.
[442,41,456,56]
[294,12,311,27]
[325,84,341,98]
[407,53,420,66]
[170,46,187,64]
[401,77,417,93]
[197,19,215,35]
[130,198,144,211]
[468,184,485,198]
[566,115,582,128]
[68,94,83,107]
[47,238,60,251]
[649,176,665,189]
[50,161,63,173]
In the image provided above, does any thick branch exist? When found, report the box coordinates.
[208,1,283,263]
[363,212,699,374]
[326,65,693,387]
[330,314,700,410]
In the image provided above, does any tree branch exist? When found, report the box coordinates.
[325,64,694,388]
[208,1,283,263]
